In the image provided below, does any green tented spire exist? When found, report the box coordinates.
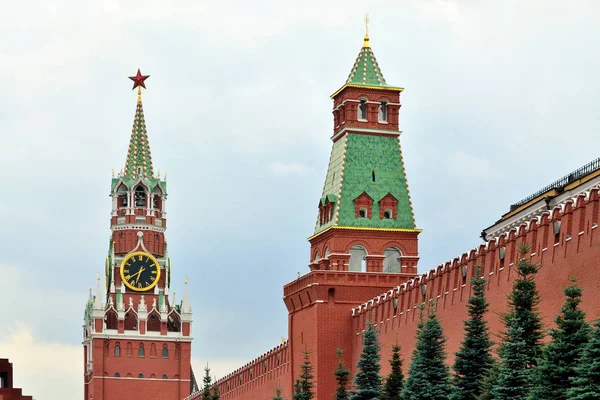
[123,98,154,178]
[345,35,388,87]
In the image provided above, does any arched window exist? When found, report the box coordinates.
[359,208,367,218]
[114,343,121,357]
[147,311,161,332]
[138,373,144,379]
[358,99,368,120]
[138,344,145,358]
[162,345,169,358]
[384,209,393,219]
[124,310,137,331]
[150,343,157,358]
[379,101,388,122]
[383,247,402,273]
[126,342,133,357]
[135,186,146,207]
[105,309,118,330]
[162,374,168,379]
[349,246,367,272]
[115,372,121,377]
[314,252,320,262]
[167,312,181,333]
[117,188,128,208]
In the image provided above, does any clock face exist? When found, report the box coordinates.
[120,251,161,292]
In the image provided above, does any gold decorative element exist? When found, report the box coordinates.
[308,225,422,241]
[97,274,100,281]
[185,277,189,285]
[330,83,404,99]
[364,13,371,48]
[119,251,161,292]
[137,86,142,102]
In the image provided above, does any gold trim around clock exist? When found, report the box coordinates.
[119,251,161,292]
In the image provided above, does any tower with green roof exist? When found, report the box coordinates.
[83,72,194,400]
[309,31,420,275]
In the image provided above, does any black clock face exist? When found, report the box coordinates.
[120,251,161,291]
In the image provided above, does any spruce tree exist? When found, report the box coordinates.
[492,320,530,399]
[450,266,493,400]
[293,350,314,400]
[293,379,302,400]
[476,360,499,400]
[273,386,285,400]
[201,365,212,400]
[568,320,600,399]
[527,280,590,400]
[350,322,383,400]
[210,385,220,400]
[382,345,404,400]
[501,243,543,362]
[334,348,351,400]
[402,308,451,400]
[492,243,543,398]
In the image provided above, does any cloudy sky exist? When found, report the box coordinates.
[2,0,600,398]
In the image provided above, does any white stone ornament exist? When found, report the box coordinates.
[138,295,147,312]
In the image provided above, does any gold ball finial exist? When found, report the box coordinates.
[97,274,101,281]
[185,277,189,285]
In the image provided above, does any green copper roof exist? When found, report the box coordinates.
[110,176,166,192]
[124,99,154,179]
[346,41,388,87]
[315,133,416,234]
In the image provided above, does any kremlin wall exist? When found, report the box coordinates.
[192,179,600,400]
[185,31,600,400]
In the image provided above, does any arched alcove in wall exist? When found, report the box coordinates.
[383,247,402,273]
[349,246,367,272]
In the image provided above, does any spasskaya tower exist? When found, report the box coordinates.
[83,70,194,400]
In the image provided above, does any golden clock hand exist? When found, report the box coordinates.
[134,267,146,284]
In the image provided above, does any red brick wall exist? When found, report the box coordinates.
[332,87,401,134]
[310,228,419,273]
[353,190,600,378]
[85,338,191,400]
[195,344,291,400]
[215,189,600,399]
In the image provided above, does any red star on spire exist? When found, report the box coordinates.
[128,68,150,90]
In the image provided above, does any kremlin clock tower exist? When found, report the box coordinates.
[82,70,194,400]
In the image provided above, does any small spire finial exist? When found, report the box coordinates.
[185,277,189,285]
[97,274,101,281]
[363,13,371,48]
